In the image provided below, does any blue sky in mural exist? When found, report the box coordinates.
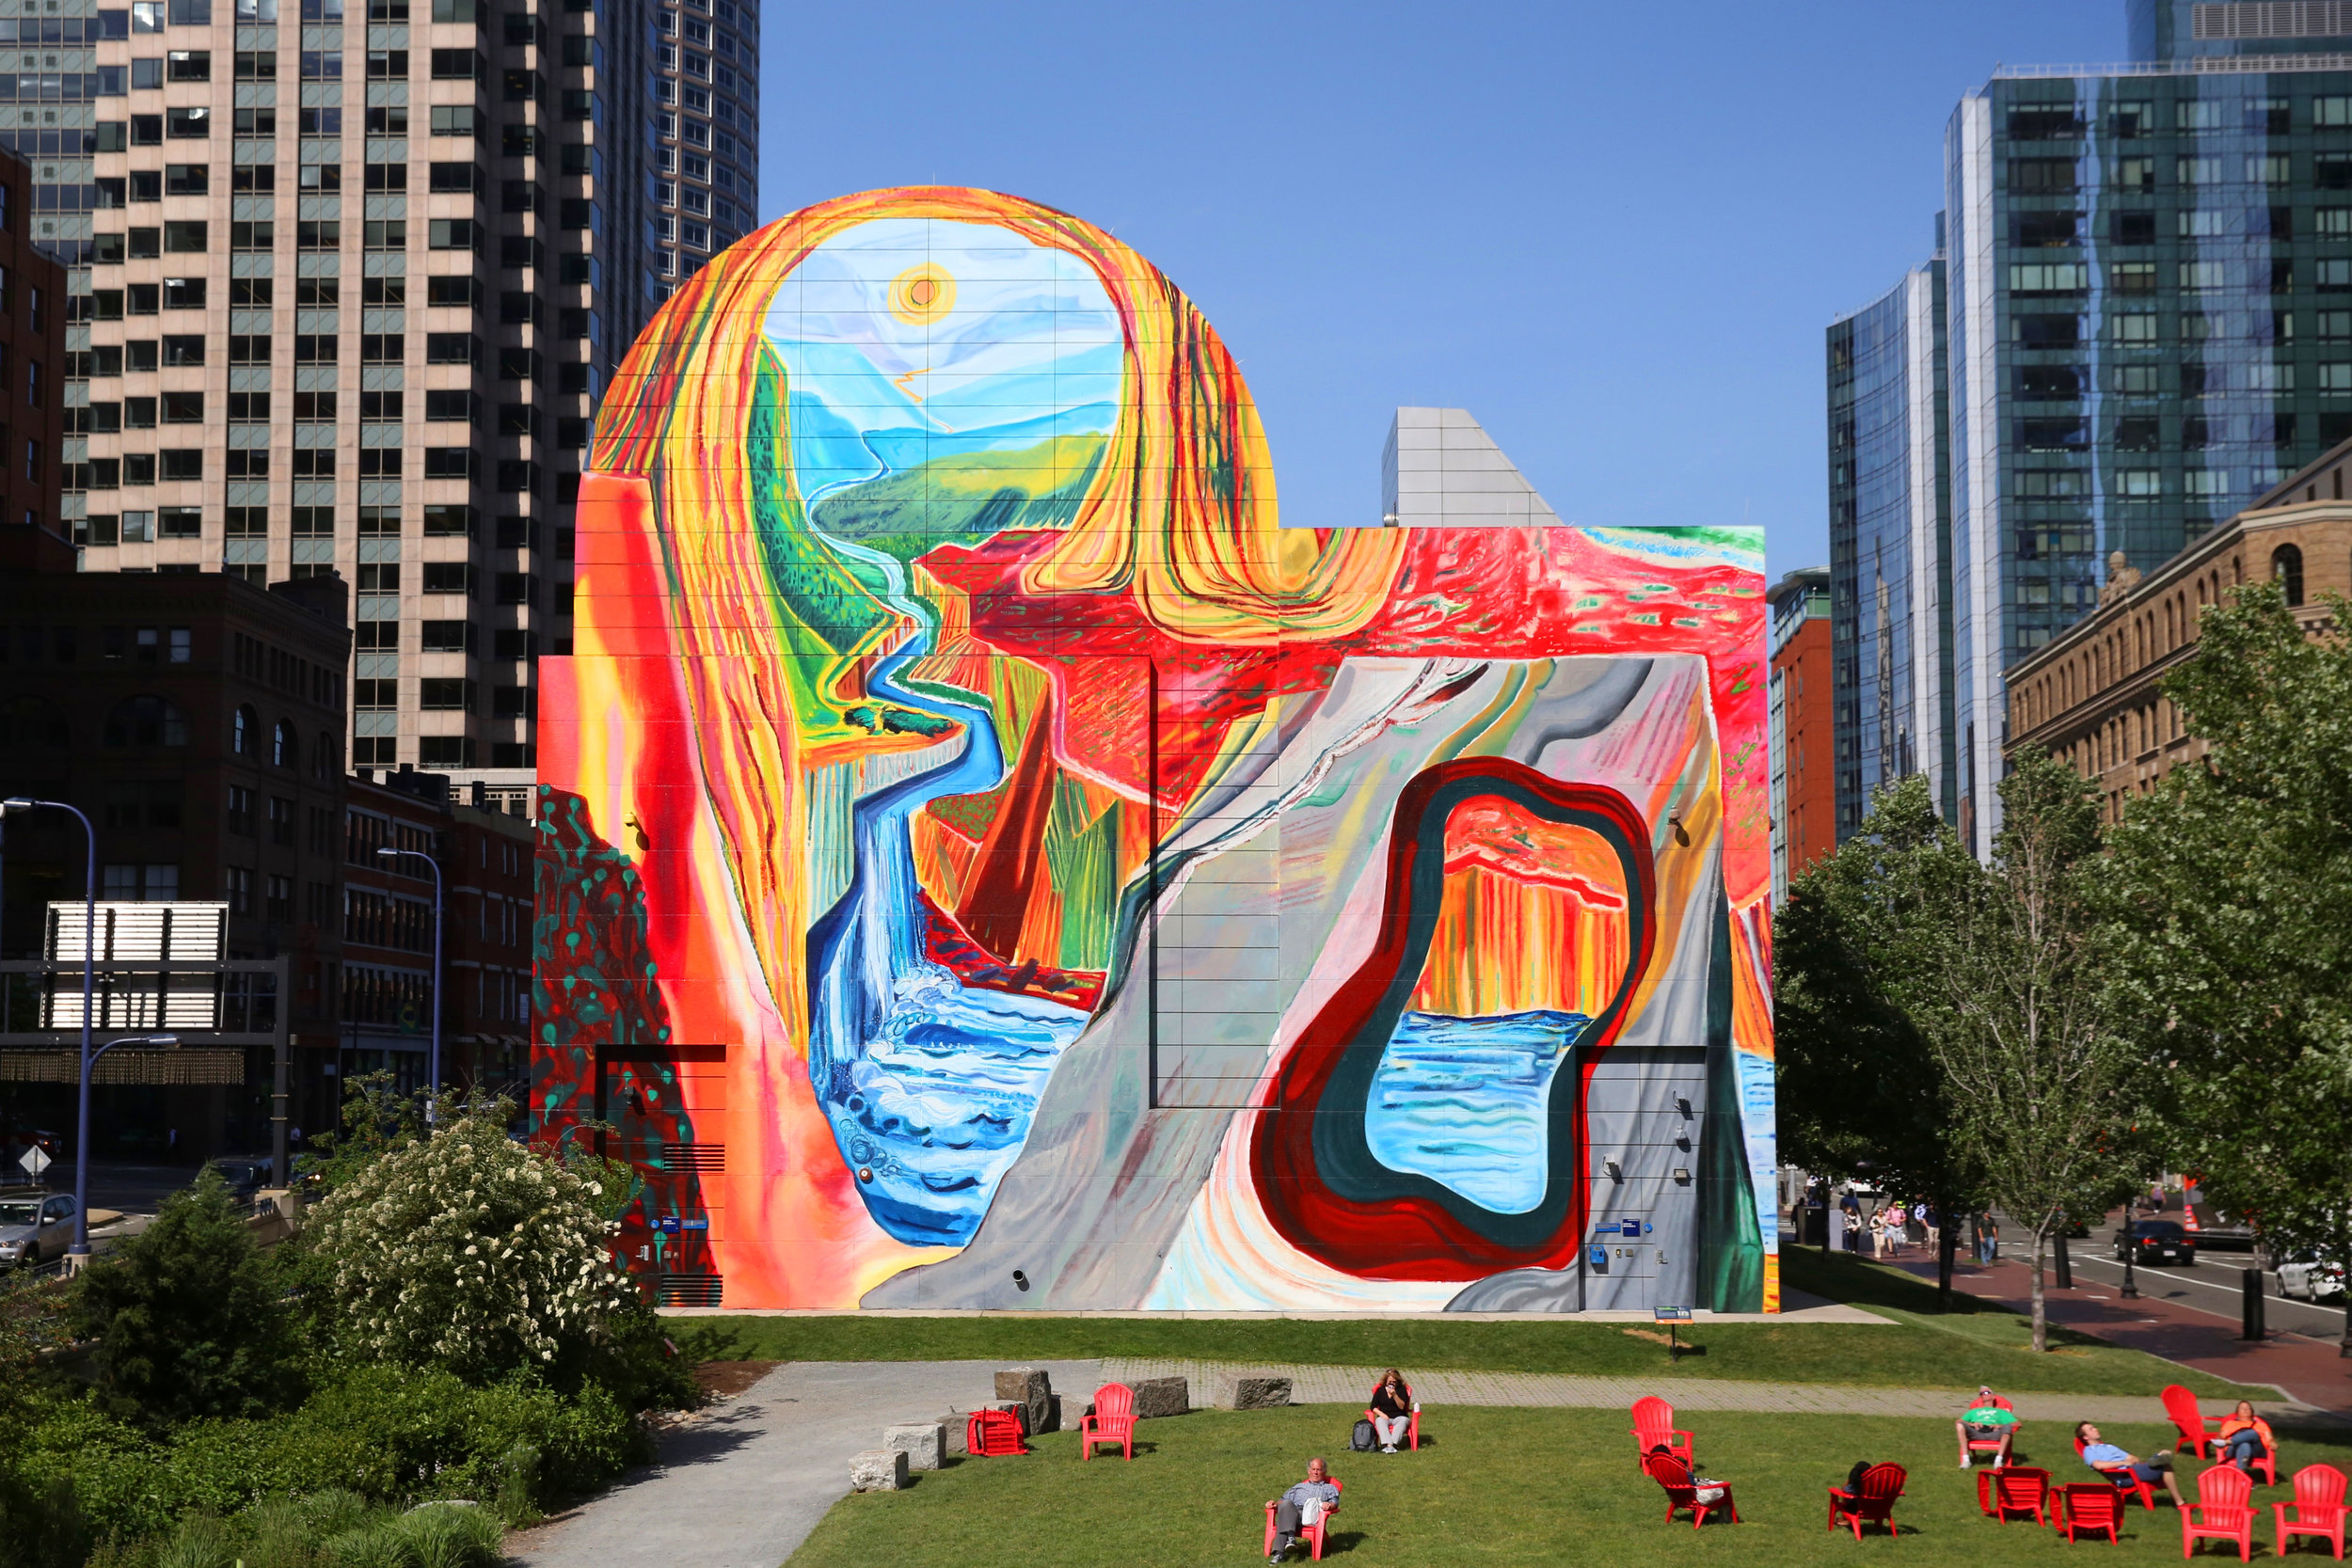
[755,1,2124,581]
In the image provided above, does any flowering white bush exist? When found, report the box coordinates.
[306,1111,636,1380]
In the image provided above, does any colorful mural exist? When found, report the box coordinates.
[532,186,1776,1312]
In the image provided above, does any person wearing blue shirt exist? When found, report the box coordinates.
[2074,1420,2185,1506]
[1266,1456,1341,1562]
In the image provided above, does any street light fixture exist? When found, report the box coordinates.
[72,1033,178,1259]
[376,846,444,1110]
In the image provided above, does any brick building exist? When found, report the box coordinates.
[0,520,349,1154]
[2006,438,2352,816]
[1769,565,1836,899]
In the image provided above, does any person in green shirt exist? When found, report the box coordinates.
[1956,1384,2020,1467]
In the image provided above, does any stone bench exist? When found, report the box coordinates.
[848,1449,908,1493]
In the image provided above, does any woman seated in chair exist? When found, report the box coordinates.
[1367,1369,1415,1453]
[2215,1402,2275,1478]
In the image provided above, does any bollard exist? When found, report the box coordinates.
[2054,1233,2074,1290]
[2241,1267,2265,1341]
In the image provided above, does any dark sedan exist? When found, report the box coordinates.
[2116,1218,2197,1266]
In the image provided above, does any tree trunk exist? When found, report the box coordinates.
[2029,1227,2049,1353]
[1938,1199,1956,1310]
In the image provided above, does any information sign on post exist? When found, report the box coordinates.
[1655,1305,1693,1361]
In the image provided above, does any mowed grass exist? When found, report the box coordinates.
[675,1250,2261,1399]
[787,1406,2352,1568]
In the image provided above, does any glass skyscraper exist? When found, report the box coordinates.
[1827,249,1956,839]
[1837,0,2352,853]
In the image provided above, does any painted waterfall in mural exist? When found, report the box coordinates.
[532,187,1776,1313]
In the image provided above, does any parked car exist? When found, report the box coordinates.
[2115,1218,2197,1266]
[0,1191,78,1269]
[206,1159,271,1204]
[2277,1251,2346,1303]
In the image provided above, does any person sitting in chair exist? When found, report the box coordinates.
[1367,1369,1415,1453]
[1267,1456,1340,1562]
[1956,1385,2018,1467]
[2075,1421,2184,1506]
[2216,1402,2276,1478]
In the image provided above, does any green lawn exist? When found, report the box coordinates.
[787,1406,2352,1568]
[675,1250,2261,1399]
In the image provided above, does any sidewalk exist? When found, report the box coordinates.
[1881,1250,2352,1415]
[1099,1355,2200,1424]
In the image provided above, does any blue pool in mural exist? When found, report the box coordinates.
[1365,1008,1586,1214]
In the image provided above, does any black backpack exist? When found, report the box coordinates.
[1351,1418,1376,1452]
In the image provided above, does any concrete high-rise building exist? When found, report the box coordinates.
[52,0,751,793]
[1834,0,2352,852]
[644,0,754,294]
[1826,245,1956,841]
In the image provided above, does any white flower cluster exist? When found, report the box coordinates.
[307,1115,634,1376]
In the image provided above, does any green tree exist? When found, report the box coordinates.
[2099,579,2352,1356]
[70,1167,297,1425]
[1774,774,1982,1304]
[1922,750,2148,1351]
[305,1103,637,1382]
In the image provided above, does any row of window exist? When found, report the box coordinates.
[2007,97,2352,141]
[72,336,589,383]
[2011,257,2352,294]
[2016,206,2352,246]
[2013,410,2352,452]
[2011,153,2352,195]
[70,450,554,489]
[2016,361,2352,397]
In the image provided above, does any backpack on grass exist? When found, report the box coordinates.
[1351,1418,1376,1452]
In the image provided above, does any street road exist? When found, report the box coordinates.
[2059,1244,2348,1343]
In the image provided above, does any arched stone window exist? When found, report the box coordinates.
[2273,543,2305,607]
[274,719,298,768]
[233,704,259,756]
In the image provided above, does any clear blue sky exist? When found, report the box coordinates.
[755,2,2123,582]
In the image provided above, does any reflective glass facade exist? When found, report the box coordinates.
[1827,257,1956,840]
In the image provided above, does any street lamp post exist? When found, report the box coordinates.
[0,797,96,1255]
[72,1033,179,1259]
[376,846,443,1109]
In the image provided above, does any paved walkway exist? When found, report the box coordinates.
[1099,1356,2195,1424]
[507,1358,1101,1568]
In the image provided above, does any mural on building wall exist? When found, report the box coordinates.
[532,186,1777,1312]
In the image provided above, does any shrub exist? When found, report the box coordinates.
[304,1107,633,1381]
[70,1169,297,1426]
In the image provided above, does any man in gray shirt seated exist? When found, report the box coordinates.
[1267,1456,1341,1562]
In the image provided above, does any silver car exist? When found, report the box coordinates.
[2278,1250,2346,1303]
[0,1192,77,1269]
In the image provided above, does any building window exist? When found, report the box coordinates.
[2274,544,2305,606]
[103,694,189,747]
[225,865,253,916]
[227,784,257,835]
[233,703,259,755]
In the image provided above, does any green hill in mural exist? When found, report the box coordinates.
[809,435,1107,562]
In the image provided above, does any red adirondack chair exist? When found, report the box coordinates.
[966,1408,1027,1457]
[1631,1396,1694,1470]
[2077,1434,2156,1510]
[2184,1465,2257,1561]
[1966,1394,2023,1465]
[2056,1482,2126,1544]
[1080,1383,1136,1461]
[2164,1385,2227,1461]
[1828,1462,1907,1541]
[1645,1452,1738,1529]
[1263,1477,1343,1561]
[2273,1464,2349,1560]
[1978,1465,2053,1525]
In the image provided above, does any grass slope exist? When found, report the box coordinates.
[788,1405,2352,1568]
[676,1263,2260,1400]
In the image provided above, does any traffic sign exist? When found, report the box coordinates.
[17,1147,49,1180]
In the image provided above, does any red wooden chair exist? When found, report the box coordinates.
[1645,1452,1738,1529]
[2164,1385,2226,1461]
[965,1408,1027,1457]
[2273,1464,2349,1560]
[2077,1434,2156,1510]
[1978,1465,2053,1525]
[1263,1478,1343,1561]
[2056,1482,2126,1544]
[1079,1382,1135,1461]
[2184,1465,2257,1561]
[1631,1395,1694,1470]
[1967,1394,2023,1466]
[1828,1462,1907,1541]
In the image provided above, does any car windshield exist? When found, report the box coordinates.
[2135,1221,2185,1238]
[0,1200,39,1226]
